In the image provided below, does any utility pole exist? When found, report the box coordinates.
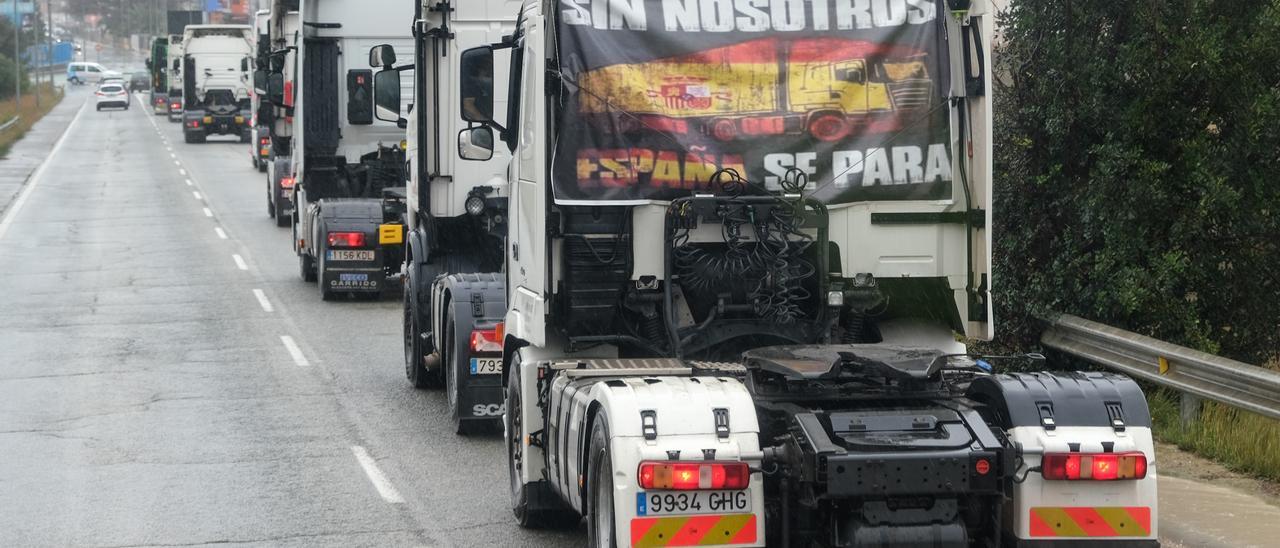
[15,0,22,113]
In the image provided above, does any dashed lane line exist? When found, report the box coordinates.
[232,254,248,270]
[252,289,274,313]
[351,446,405,504]
[214,227,228,240]
[192,191,202,200]
[202,207,213,217]
[279,335,310,367]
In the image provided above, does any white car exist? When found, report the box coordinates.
[67,62,122,85]
[95,83,130,111]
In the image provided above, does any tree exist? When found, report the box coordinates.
[993,0,1280,364]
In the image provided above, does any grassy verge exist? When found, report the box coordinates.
[0,84,65,158]
[1148,358,1280,481]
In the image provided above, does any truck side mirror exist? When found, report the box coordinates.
[459,46,494,123]
[373,69,402,124]
[241,58,250,72]
[172,59,180,71]
[458,127,494,162]
[253,70,268,95]
[369,44,396,68]
[268,73,285,105]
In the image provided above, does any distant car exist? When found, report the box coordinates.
[67,62,121,85]
[95,83,130,111]
[129,72,149,92]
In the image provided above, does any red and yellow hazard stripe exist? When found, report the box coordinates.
[1030,507,1151,537]
[631,514,756,547]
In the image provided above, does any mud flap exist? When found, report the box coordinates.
[441,273,507,423]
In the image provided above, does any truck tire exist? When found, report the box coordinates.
[317,236,335,301]
[274,201,290,227]
[507,360,580,529]
[403,266,442,389]
[587,414,617,548]
[299,251,317,283]
[445,320,476,435]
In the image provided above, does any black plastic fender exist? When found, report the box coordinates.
[314,198,386,293]
[439,273,507,422]
[967,371,1152,430]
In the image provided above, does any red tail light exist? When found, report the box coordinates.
[279,177,295,189]
[155,98,165,104]
[470,324,503,354]
[327,231,365,248]
[188,120,200,128]
[260,137,270,145]
[638,461,750,490]
[1041,452,1147,481]
[171,102,181,109]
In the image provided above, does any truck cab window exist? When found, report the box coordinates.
[504,35,524,150]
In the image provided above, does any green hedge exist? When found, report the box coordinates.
[993,0,1280,364]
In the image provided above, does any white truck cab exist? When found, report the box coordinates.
[447,1,1157,547]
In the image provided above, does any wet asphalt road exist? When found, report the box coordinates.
[0,88,582,547]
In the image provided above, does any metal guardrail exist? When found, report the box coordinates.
[1041,314,1280,421]
[0,116,19,132]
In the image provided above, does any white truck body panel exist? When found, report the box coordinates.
[411,0,522,224]
[182,26,254,103]
[1006,425,1159,542]
[269,11,300,140]
[293,0,414,187]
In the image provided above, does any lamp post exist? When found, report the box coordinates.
[15,0,22,112]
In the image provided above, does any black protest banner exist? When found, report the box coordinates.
[553,0,953,204]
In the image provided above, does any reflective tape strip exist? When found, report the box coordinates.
[631,513,756,547]
[1029,507,1151,537]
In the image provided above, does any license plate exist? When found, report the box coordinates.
[470,357,501,375]
[327,250,374,261]
[636,491,751,516]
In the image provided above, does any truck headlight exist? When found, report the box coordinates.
[465,194,486,216]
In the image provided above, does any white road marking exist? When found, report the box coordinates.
[192,191,202,200]
[214,227,228,239]
[202,207,213,217]
[0,101,88,241]
[174,160,181,166]
[185,179,193,186]
[279,335,310,366]
[351,446,405,504]
[252,289,274,312]
[179,168,187,176]
[232,254,248,270]
[170,152,176,159]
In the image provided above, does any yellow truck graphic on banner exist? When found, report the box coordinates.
[579,37,932,142]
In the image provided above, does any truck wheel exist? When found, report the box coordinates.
[587,414,617,548]
[267,184,276,218]
[507,360,580,529]
[445,320,476,435]
[317,239,335,301]
[274,202,289,227]
[403,268,442,389]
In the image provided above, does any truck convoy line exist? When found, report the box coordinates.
[154,0,1162,546]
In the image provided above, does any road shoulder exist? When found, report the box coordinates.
[0,93,84,215]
